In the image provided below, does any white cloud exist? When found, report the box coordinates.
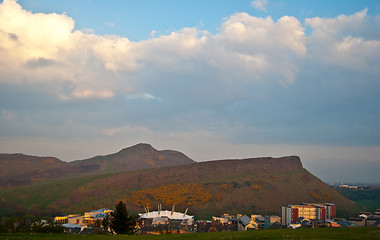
[251,0,268,11]
[0,0,138,99]
[0,1,378,105]
[105,21,115,27]
[0,0,74,63]
[0,1,377,93]
[0,0,310,102]
[1,110,14,120]
[215,13,305,84]
[64,89,115,100]
[305,9,380,75]
[127,93,161,101]
[150,30,157,37]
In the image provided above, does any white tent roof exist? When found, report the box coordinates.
[139,210,193,220]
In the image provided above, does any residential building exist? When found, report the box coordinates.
[281,203,336,226]
[264,215,281,228]
[237,215,258,231]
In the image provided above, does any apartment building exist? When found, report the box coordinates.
[281,203,336,226]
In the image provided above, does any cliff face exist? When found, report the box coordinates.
[0,154,357,218]
[194,156,303,172]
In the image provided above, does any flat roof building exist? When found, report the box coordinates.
[281,203,336,226]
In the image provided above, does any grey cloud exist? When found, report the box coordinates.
[8,32,18,41]
[25,57,58,69]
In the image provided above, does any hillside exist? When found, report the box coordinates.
[0,156,359,218]
[71,143,195,174]
[0,154,67,177]
[0,143,195,188]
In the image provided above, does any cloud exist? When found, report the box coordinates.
[127,93,161,101]
[216,13,305,85]
[105,21,115,27]
[0,0,308,102]
[305,9,380,75]
[251,0,268,11]
[0,0,74,61]
[0,0,379,159]
[1,110,14,120]
[0,0,139,99]
[25,57,58,69]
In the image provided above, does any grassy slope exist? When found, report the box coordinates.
[0,174,109,214]
[1,228,380,240]
[333,186,380,213]
[0,165,358,218]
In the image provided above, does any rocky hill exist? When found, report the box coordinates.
[71,143,195,174]
[0,143,195,188]
[0,155,358,218]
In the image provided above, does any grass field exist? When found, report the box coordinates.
[1,228,380,240]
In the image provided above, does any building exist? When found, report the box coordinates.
[83,208,113,226]
[237,215,258,231]
[54,208,113,233]
[138,206,194,234]
[281,203,336,226]
[350,210,380,227]
[305,203,336,219]
[264,216,281,228]
[54,214,82,225]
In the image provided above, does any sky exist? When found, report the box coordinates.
[0,0,379,183]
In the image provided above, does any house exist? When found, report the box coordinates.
[349,216,366,227]
[255,215,266,229]
[336,219,356,227]
[264,216,281,228]
[237,215,258,231]
[349,210,380,227]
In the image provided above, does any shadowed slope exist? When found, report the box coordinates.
[0,143,194,188]
[0,156,358,218]
[0,154,67,177]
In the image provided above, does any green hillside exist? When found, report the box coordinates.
[0,156,359,218]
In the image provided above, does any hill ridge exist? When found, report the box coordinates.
[0,155,358,218]
[0,143,195,188]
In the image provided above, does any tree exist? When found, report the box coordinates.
[101,217,110,234]
[110,201,135,234]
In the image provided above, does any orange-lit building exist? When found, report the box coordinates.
[281,203,336,226]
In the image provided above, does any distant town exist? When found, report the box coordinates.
[51,201,380,235]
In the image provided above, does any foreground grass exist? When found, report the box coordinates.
[1,228,380,240]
